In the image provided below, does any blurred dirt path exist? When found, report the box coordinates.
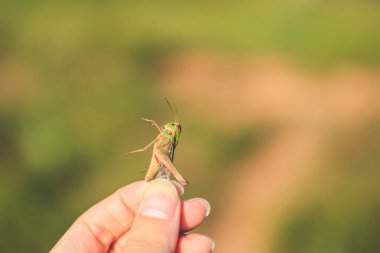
[160,52,380,253]
[210,127,322,253]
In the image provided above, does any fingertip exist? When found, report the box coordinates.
[138,179,180,221]
[176,234,215,253]
[180,198,211,232]
[171,180,185,196]
[147,178,179,197]
[192,198,211,217]
[117,180,147,210]
[117,180,146,196]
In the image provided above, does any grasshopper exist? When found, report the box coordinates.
[126,100,189,186]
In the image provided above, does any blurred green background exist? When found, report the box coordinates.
[1,1,379,252]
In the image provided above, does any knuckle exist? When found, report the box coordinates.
[127,232,169,251]
[80,216,115,247]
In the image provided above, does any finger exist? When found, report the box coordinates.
[109,197,210,252]
[51,181,146,253]
[176,233,215,253]
[180,198,211,232]
[171,180,185,196]
[109,192,209,252]
[114,179,181,253]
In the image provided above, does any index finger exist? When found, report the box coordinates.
[51,181,146,253]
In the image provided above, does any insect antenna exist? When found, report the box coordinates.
[165,97,175,114]
[174,106,179,122]
[165,97,179,122]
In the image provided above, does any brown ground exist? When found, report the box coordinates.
[159,52,380,253]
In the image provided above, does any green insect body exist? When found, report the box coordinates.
[127,118,189,186]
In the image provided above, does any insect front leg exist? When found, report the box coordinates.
[126,137,158,155]
[141,118,163,133]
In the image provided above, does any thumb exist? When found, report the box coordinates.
[123,179,181,253]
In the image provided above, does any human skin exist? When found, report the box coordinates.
[50,179,214,253]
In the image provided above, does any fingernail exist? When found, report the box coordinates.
[193,198,211,217]
[196,235,215,252]
[171,180,185,196]
[210,237,215,252]
[139,179,178,220]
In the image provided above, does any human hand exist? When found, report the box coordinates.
[51,179,214,253]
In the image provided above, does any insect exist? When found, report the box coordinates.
[126,99,189,186]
